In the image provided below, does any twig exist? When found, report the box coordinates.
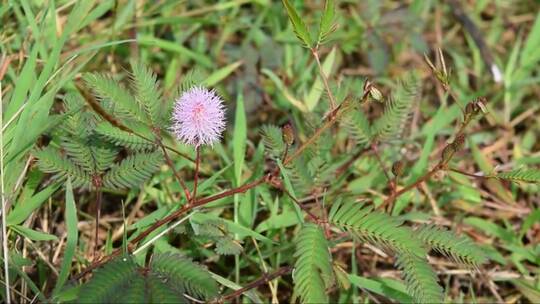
[311,48,336,109]
[0,279,32,302]
[157,138,191,202]
[397,164,443,198]
[281,188,321,224]
[93,186,102,260]
[371,143,394,193]
[192,146,201,202]
[215,266,292,303]
[448,167,488,179]
[284,103,346,166]
[1,82,11,304]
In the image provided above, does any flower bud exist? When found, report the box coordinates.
[282,123,295,146]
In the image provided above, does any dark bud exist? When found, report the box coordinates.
[441,144,455,164]
[282,123,295,146]
[465,96,488,117]
[391,160,405,177]
[465,102,477,116]
[453,134,466,151]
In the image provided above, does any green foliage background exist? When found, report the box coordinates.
[1,0,539,303]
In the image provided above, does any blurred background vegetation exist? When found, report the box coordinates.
[1,0,539,302]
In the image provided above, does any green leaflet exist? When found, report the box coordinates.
[77,253,218,303]
[293,224,333,303]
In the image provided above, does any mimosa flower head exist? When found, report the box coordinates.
[171,86,226,147]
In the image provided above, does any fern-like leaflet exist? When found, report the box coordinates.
[102,151,163,189]
[329,198,444,302]
[293,224,334,303]
[150,252,219,300]
[415,224,486,267]
[260,124,286,158]
[494,168,540,184]
[372,74,419,141]
[129,60,165,126]
[77,253,218,303]
[329,198,425,255]
[33,146,91,188]
[395,251,444,303]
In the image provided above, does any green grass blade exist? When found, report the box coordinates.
[52,178,78,296]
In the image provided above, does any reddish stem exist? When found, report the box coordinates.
[379,163,443,210]
[192,146,201,202]
[159,140,191,202]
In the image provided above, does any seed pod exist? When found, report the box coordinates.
[282,123,295,146]
[391,160,405,177]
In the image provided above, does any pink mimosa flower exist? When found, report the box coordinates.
[171,86,226,147]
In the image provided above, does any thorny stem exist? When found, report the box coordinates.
[311,48,336,110]
[192,146,201,202]
[214,266,292,303]
[283,73,364,167]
